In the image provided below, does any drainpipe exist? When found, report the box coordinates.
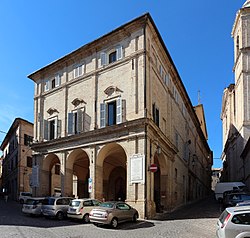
[143,18,148,219]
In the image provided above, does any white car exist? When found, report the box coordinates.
[22,197,44,216]
[67,198,100,222]
[216,206,250,238]
[18,192,32,204]
[235,232,250,238]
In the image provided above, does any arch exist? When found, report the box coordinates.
[153,151,168,212]
[66,149,90,198]
[42,154,61,196]
[96,143,127,201]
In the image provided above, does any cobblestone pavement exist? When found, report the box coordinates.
[0,195,221,238]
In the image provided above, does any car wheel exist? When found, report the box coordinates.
[56,211,64,220]
[83,214,90,223]
[110,218,118,228]
[133,213,138,222]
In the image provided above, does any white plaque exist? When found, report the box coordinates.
[130,154,145,184]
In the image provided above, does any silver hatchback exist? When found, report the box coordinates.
[41,197,73,220]
[67,198,100,222]
[89,201,139,228]
[22,197,44,216]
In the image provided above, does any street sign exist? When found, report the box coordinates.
[88,178,92,193]
[149,164,158,173]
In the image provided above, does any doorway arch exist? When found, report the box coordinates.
[43,154,61,196]
[96,143,127,201]
[67,149,90,198]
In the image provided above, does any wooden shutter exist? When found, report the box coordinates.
[100,103,106,128]
[68,112,74,135]
[84,113,91,132]
[43,120,48,140]
[44,80,49,91]
[116,98,122,124]
[100,52,107,66]
[57,119,61,138]
[55,74,60,87]
[77,109,83,132]
[116,45,123,60]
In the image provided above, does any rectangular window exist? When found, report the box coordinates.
[109,51,117,64]
[74,64,83,78]
[27,156,32,168]
[24,134,33,146]
[101,45,123,66]
[68,109,83,135]
[108,101,116,126]
[49,119,56,140]
[44,117,60,141]
[100,98,124,128]
[152,103,160,127]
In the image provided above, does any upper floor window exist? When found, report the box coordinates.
[152,103,160,127]
[24,134,33,146]
[27,156,32,168]
[68,109,83,135]
[100,98,125,128]
[74,64,84,78]
[44,74,61,92]
[109,51,117,63]
[100,45,123,66]
[44,117,61,141]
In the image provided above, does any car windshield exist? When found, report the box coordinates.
[70,201,81,207]
[26,199,43,205]
[99,202,115,208]
[42,198,55,205]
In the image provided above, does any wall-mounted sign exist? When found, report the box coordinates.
[130,154,145,184]
[149,164,158,173]
[88,178,93,193]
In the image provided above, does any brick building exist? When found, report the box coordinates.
[28,13,212,218]
[0,118,33,200]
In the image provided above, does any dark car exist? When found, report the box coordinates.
[223,192,250,208]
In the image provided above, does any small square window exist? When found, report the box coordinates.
[109,51,117,63]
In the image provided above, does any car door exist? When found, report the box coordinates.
[116,203,132,221]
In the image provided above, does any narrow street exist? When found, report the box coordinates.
[0,195,221,238]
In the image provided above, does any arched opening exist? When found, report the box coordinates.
[154,156,161,212]
[67,149,90,198]
[97,143,127,201]
[153,152,167,213]
[43,154,61,196]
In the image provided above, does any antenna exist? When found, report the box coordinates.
[198,90,201,105]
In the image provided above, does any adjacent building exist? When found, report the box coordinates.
[28,13,212,218]
[221,1,250,185]
[0,118,33,200]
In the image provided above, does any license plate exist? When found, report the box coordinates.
[94,213,102,217]
[70,208,76,212]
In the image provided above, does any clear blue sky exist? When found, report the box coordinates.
[0,0,245,168]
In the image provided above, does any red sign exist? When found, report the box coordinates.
[149,164,158,172]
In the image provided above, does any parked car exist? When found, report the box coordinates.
[18,192,32,204]
[236,201,250,207]
[67,198,101,222]
[215,182,247,202]
[41,197,73,220]
[216,206,250,238]
[235,232,250,238]
[89,201,139,228]
[22,197,45,216]
[222,192,250,209]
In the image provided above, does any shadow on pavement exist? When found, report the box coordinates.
[153,195,221,221]
[0,199,82,228]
